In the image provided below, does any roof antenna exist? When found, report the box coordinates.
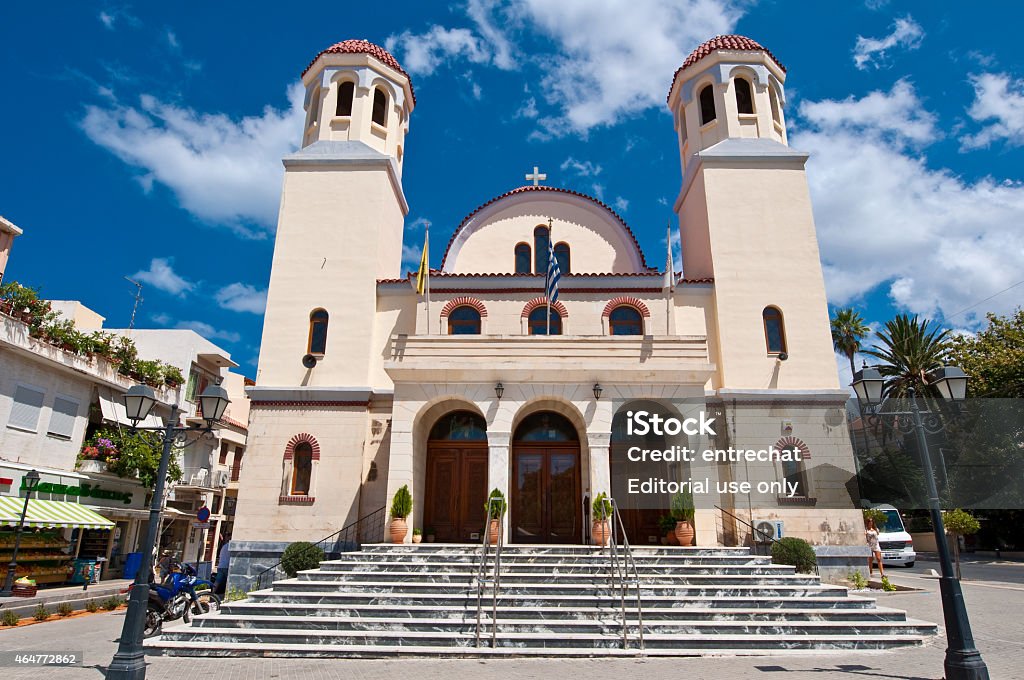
[125,277,144,330]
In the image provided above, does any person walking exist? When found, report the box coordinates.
[214,534,231,596]
[865,517,885,579]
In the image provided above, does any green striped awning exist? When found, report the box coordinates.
[0,497,115,529]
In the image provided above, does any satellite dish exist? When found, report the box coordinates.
[302,354,318,369]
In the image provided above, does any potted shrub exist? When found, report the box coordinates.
[162,364,185,388]
[484,488,507,544]
[389,485,413,543]
[670,491,696,546]
[658,515,679,545]
[424,527,436,543]
[592,492,613,546]
[412,528,422,544]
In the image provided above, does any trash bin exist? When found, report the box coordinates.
[123,552,143,580]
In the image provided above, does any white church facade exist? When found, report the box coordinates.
[230,36,866,586]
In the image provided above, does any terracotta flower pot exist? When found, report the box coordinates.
[592,520,610,546]
[412,534,422,544]
[488,518,501,545]
[666,530,679,546]
[389,518,408,544]
[674,521,695,547]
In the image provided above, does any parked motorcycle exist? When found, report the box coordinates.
[135,561,220,638]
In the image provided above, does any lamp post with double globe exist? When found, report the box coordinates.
[0,469,41,597]
[105,383,230,680]
[851,365,988,680]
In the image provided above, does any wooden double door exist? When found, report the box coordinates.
[423,445,488,543]
[511,445,581,544]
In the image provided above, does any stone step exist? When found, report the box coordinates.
[271,579,838,597]
[320,553,772,566]
[359,544,752,557]
[317,561,784,574]
[296,571,818,586]
[218,601,906,622]
[248,590,871,609]
[189,613,936,638]
[152,626,934,652]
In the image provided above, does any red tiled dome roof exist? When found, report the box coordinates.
[303,39,415,104]
[667,35,785,103]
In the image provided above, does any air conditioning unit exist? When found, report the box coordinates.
[754,520,785,543]
[213,470,229,487]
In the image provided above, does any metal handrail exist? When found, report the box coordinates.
[605,497,645,652]
[474,504,504,647]
[252,506,386,591]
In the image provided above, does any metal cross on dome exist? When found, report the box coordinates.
[525,166,547,187]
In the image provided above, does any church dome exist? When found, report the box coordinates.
[667,35,785,102]
[302,40,414,102]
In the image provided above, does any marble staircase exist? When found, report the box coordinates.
[147,544,937,657]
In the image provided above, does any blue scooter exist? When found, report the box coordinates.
[136,561,220,637]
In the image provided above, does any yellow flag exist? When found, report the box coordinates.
[415,230,429,295]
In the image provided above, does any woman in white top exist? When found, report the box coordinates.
[865,518,885,578]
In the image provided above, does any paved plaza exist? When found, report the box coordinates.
[0,563,1021,680]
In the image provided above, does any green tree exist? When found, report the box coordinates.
[865,314,951,397]
[948,309,1024,398]
[831,307,871,377]
[943,509,981,580]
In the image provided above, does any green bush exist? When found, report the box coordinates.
[57,602,74,617]
[225,587,248,602]
[848,570,868,589]
[770,537,818,574]
[484,488,507,518]
[657,515,677,533]
[881,576,896,592]
[280,541,325,578]
[592,492,613,522]
[862,508,887,527]
[102,596,122,611]
[670,491,695,523]
[1,609,19,626]
[390,485,413,519]
[33,604,50,621]
[85,600,99,613]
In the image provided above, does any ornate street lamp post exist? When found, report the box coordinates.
[851,366,988,680]
[106,383,230,680]
[0,469,41,597]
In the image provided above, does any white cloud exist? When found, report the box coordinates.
[853,16,924,70]
[132,258,194,297]
[386,26,491,76]
[390,0,741,136]
[401,243,423,271]
[961,72,1024,149]
[97,7,139,30]
[215,283,267,314]
[407,217,432,231]
[81,84,304,237]
[794,82,1024,325]
[560,157,602,177]
[99,11,115,29]
[516,97,539,119]
[613,196,629,213]
[174,320,241,344]
[166,29,179,50]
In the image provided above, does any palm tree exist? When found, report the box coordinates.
[831,308,871,376]
[864,314,952,397]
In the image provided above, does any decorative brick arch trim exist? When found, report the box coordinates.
[439,297,488,318]
[775,436,811,459]
[284,433,321,461]
[602,296,651,318]
[521,296,568,318]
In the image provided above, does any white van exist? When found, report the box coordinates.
[872,504,916,567]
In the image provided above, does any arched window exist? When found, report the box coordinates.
[528,306,562,335]
[763,306,787,354]
[372,88,388,126]
[429,410,487,441]
[553,242,570,274]
[778,440,810,497]
[308,309,329,355]
[336,81,355,117]
[515,243,532,274]
[448,306,481,335]
[699,84,716,125]
[534,226,550,273]
[514,411,579,442]
[734,78,754,115]
[291,442,313,496]
[769,85,782,126]
[609,305,643,335]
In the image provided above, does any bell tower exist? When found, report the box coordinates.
[669,36,838,390]
[256,40,414,388]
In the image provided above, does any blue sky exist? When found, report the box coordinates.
[2,2,1022,382]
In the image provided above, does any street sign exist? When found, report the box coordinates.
[196,505,211,522]
[192,521,210,529]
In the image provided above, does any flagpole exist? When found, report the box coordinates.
[425,223,431,334]
[665,222,673,335]
[546,218,552,336]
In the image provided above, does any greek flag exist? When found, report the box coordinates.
[546,236,561,305]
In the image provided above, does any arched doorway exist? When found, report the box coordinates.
[610,401,690,545]
[511,412,582,544]
[423,411,489,543]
